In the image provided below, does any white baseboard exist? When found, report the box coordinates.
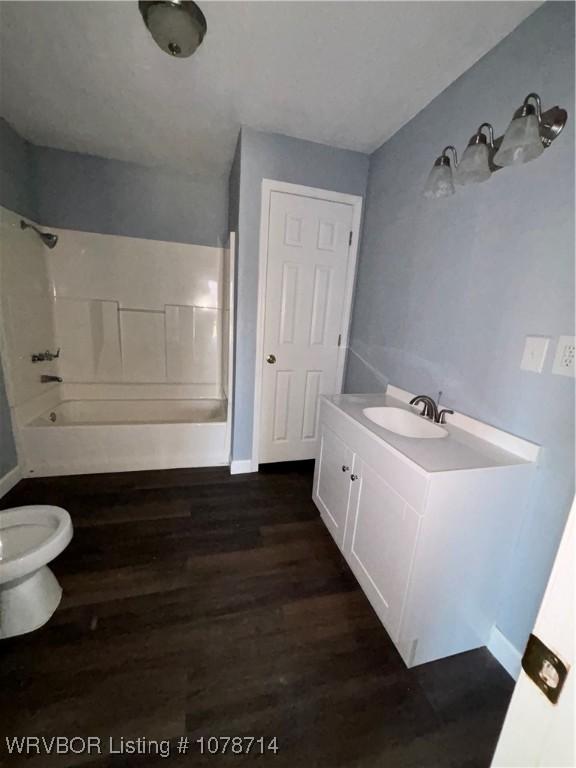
[230,459,257,475]
[488,625,522,680]
[23,455,229,478]
[0,465,22,500]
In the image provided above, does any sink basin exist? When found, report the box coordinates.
[362,407,448,439]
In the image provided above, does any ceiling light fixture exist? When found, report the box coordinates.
[139,0,207,58]
[423,92,567,198]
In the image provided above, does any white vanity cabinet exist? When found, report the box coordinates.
[313,395,536,668]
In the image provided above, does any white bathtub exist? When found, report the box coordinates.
[20,399,229,477]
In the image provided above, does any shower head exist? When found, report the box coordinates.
[20,220,58,249]
[139,1,207,58]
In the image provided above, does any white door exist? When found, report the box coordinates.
[313,425,355,548]
[492,499,574,767]
[259,191,354,463]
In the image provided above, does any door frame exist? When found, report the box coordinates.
[224,231,236,465]
[251,179,363,470]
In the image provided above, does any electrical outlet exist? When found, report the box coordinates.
[552,336,575,377]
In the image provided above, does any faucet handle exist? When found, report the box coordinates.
[438,409,454,424]
[31,348,61,363]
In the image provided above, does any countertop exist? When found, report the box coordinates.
[324,393,535,474]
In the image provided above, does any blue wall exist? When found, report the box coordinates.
[35,146,228,248]
[345,1,575,653]
[232,127,370,460]
[0,118,37,220]
[0,358,17,478]
[0,120,27,480]
[1,118,229,248]
[228,134,241,237]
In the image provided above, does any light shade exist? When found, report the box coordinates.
[140,1,207,58]
[455,143,491,185]
[423,159,454,199]
[493,113,544,167]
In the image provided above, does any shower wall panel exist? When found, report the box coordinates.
[46,228,225,391]
[0,206,59,407]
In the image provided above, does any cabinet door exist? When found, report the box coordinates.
[345,459,420,641]
[313,424,355,549]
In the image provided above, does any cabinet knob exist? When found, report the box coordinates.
[350,474,359,482]
[341,465,350,472]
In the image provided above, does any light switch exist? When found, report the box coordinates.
[552,336,575,377]
[520,336,550,373]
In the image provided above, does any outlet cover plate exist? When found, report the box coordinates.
[552,336,575,377]
[521,336,550,373]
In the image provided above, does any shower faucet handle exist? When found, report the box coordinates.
[31,348,61,363]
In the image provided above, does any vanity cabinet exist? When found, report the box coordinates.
[313,396,535,668]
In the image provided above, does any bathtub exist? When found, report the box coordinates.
[20,399,230,477]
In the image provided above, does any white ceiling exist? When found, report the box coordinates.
[0,1,540,179]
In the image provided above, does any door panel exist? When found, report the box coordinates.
[272,370,292,441]
[260,191,354,462]
[347,460,420,640]
[279,263,299,343]
[309,266,332,345]
[302,371,322,439]
[314,425,354,548]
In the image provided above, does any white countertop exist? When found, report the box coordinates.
[324,393,537,473]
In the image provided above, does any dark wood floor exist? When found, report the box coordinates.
[0,462,513,768]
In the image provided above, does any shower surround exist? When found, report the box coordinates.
[0,207,233,476]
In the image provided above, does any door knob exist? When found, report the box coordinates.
[342,465,350,472]
[266,354,277,364]
[350,474,359,481]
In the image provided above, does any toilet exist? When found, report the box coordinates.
[0,506,73,639]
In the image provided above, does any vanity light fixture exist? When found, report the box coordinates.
[493,92,566,167]
[455,123,494,185]
[423,92,567,198]
[423,146,457,199]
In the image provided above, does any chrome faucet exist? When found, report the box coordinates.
[40,375,62,383]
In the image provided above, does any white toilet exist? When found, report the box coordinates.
[0,505,73,639]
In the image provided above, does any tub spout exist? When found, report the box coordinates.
[40,375,62,383]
